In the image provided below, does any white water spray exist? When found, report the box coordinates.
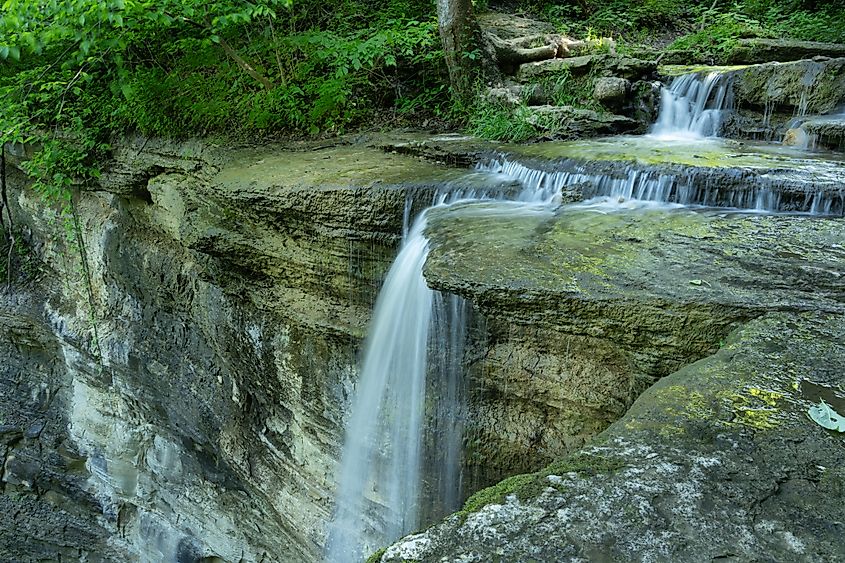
[651,72,734,138]
[326,210,436,561]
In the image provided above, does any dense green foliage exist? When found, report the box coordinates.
[518,0,845,46]
[0,0,447,142]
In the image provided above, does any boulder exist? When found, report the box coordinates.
[729,38,845,64]
[523,105,641,138]
[593,76,630,109]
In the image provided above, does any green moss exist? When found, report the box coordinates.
[498,134,845,172]
[459,472,537,516]
[456,452,624,523]
[365,547,387,563]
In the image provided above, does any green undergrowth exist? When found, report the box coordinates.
[542,67,601,110]
[512,0,845,60]
[456,451,625,522]
[468,102,537,142]
[467,66,602,142]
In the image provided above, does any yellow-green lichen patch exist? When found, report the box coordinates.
[659,64,750,77]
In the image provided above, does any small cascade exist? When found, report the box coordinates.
[651,72,734,138]
[327,182,558,561]
[478,156,845,215]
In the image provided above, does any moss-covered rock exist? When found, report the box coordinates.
[728,38,845,65]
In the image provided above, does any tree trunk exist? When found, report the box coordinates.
[437,0,485,100]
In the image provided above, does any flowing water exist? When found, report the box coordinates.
[327,183,558,561]
[326,208,436,562]
[651,72,734,139]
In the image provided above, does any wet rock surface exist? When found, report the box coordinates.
[0,293,125,562]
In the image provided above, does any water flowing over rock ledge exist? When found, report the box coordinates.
[380,134,845,214]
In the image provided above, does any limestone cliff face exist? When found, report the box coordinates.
[1,138,474,562]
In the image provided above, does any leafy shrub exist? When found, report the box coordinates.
[668,12,770,61]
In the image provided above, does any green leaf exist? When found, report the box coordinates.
[808,400,845,432]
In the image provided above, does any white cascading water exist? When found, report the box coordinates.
[651,72,734,138]
[327,181,558,561]
[325,209,436,562]
[477,158,784,212]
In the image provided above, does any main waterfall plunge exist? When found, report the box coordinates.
[326,69,839,561]
[326,185,559,560]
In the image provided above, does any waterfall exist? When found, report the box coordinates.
[327,180,558,561]
[651,72,734,139]
[325,209,437,562]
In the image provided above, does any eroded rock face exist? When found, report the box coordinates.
[0,139,476,562]
[712,58,845,140]
[380,205,845,562]
[420,204,845,487]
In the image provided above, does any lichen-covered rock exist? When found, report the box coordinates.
[419,203,845,497]
[711,58,845,140]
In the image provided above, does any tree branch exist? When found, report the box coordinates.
[167,11,275,90]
